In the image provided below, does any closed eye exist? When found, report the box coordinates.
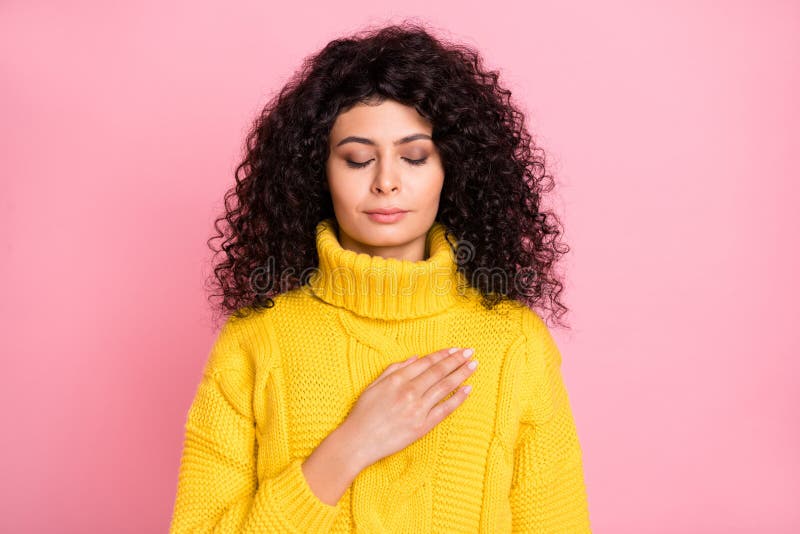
[346,157,428,169]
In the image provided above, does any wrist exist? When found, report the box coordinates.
[327,420,370,477]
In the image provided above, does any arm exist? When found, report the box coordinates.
[509,309,592,533]
[168,318,347,533]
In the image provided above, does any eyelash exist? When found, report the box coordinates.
[346,157,428,169]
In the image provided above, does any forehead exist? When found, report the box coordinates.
[330,99,432,143]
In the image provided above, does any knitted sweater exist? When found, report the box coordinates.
[169,217,592,533]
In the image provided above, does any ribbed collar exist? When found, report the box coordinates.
[307,217,466,320]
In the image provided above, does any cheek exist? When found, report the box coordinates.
[421,171,445,202]
[331,190,355,208]
[404,170,443,200]
[326,173,347,197]
[328,178,365,208]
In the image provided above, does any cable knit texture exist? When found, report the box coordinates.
[169,217,592,533]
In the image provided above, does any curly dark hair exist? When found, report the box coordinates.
[206,20,571,329]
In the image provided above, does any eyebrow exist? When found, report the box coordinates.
[334,133,432,147]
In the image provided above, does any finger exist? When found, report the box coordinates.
[396,346,459,383]
[422,356,476,407]
[371,354,419,385]
[426,383,472,428]
[412,347,475,394]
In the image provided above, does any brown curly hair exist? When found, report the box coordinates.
[207,20,571,329]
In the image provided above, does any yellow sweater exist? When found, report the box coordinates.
[169,218,592,533]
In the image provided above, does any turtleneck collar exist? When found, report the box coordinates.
[306,217,468,320]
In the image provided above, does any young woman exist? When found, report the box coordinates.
[169,22,591,533]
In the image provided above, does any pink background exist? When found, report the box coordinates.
[2,2,798,532]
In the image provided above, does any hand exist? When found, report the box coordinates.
[340,347,478,470]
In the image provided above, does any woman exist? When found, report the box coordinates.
[169,22,592,533]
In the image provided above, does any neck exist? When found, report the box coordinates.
[336,224,429,262]
[307,218,468,320]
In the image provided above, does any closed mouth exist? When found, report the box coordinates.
[365,209,408,215]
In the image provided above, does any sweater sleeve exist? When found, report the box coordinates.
[168,317,341,533]
[509,309,592,533]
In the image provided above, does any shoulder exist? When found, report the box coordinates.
[203,305,279,377]
[517,304,562,366]
[205,287,327,372]
[199,306,288,416]
[498,303,565,424]
[468,297,558,361]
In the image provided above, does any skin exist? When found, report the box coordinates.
[302,347,478,506]
[325,98,445,262]
[300,99,478,508]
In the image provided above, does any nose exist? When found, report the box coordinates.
[371,164,401,194]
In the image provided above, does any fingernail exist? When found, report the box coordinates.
[462,348,474,358]
[448,347,460,354]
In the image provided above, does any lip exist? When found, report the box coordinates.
[364,208,408,215]
[365,209,409,224]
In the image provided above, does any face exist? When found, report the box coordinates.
[325,98,445,261]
